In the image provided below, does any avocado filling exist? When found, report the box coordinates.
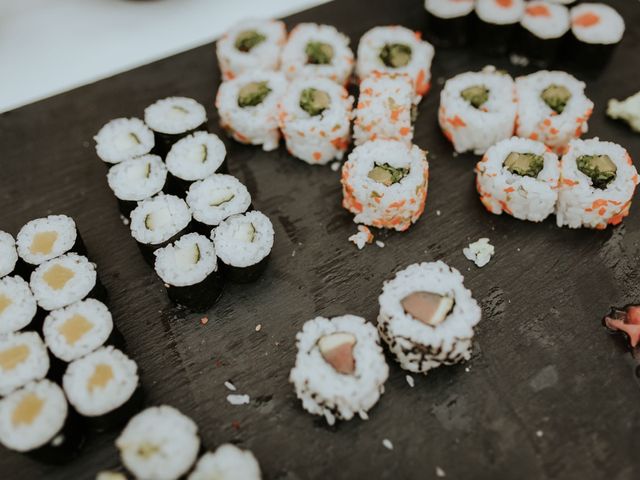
[317,332,356,375]
[541,85,572,114]
[379,43,412,68]
[461,85,490,109]
[504,152,545,178]
[367,163,409,186]
[305,41,334,65]
[299,88,330,116]
[129,132,141,144]
[234,30,266,53]
[234,222,256,243]
[576,154,617,189]
[200,144,208,163]
[209,190,235,207]
[175,243,200,269]
[237,81,272,108]
[401,291,454,327]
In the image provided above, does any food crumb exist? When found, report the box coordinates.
[119,214,130,226]
[436,210,441,216]
[224,381,236,391]
[376,240,385,248]
[349,225,374,250]
[436,466,446,477]
[291,250,296,257]
[226,394,250,406]
[231,420,241,430]
[200,317,208,325]
[463,238,495,267]
[255,324,262,332]
[607,91,640,133]
[509,53,530,67]
[330,161,341,171]
[536,430,544,438]
[465,367,471,373]
[405,375,415,387]
[382,438,394,450]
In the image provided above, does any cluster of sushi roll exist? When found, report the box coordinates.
[424,0,476,47]
[473,0,526,56]
[515,0,570,66]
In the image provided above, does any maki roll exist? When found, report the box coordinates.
[212,211,274,283]
[357,26,435,97]
[186,174,251,230]
[29,253,102,311]
[0,331,49,396]
[0,231,18,278]
[63,346,142,431]
[377,261,482,374]
[424,0,475,47]
[289,315,389,425]
[515,1,570,67]
[280,23,355,85]
[94,118,154,165]
[341,139,429,231]
[353,72,418,146]
[188,445,262,480]
[0,276,37,334]
[17,215,84,267]
[129,194,192,263]
[107,155,168,215]
[515,70,593,154]
[216,71,288,152]
[144,97,207,156]
[0,380,83,464]
[278,77,352,165]
[216,19,286,81]
[116,405,200,480]
[569,3,625,70]
[474,0,526,56]
[165,132,227,194]
[556,138,638,229]
[438,67,517,154]
[154,233,223,311]
[475,137,560,222]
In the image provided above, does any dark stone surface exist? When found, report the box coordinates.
[1,0,639,478]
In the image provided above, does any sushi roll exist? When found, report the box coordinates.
[188,445,262,480]
[353,72,418,146]
[29,253,102,311]
[569,3,625,70]
[424,0,475,47]
[280,23,355,85]
[116,405,200,480]
[475,137,560,222]
[63,346,142,431]
[341,139,429,231]
[0,331,49,396]
[438,67,517,155]
[515,1,570,67]
[556,138,639,229]
[377,261,482,374]
[473,0,526,56]
[165,132,227,194]
[17,215,84,267]
[107,155,168,215]
[0,231,18,278]
[154,233,223,311]
[216,71,288,152]
[0,276,37,334]
[212,211,274,283]
[356,26,435,97]
[278,77,352,165]
[289,315,389,425]
[0,379,83,464]
[129,194,192,263]
[144,97,207,156]
[216,18,286,81]
[94,118,154,165]
[515,71,594,154]
[186,174,251,230]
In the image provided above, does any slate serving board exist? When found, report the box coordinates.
[1,0,639,478]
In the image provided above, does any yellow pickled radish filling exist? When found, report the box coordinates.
[29,231,58,255]
[0,294,12,315]
[58,314,94,345]
[88,363,114,392]
[0,344,30,371]
[43,264,75,290]
[11,393,44,427]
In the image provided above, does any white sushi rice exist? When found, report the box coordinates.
[188,445,261,480]
[556,138,638,229]
[94,118,155,164]
[116,405,200,480]
[290,314,389,425]
[357,26,435,97]
[278,77,353,165]
[438,67,517,155]
[154,233,217,287]
[0,379,67,452]
[475,0,526,25]
[0,276,37,334]
[425,0,475,18]
[130,195,192,246]
[475,137,560,221]
[463,238,495,267]
[63,346,138,417]
[515,70,593,154]
[186,174,251,226]
[0,231,18,278]
[17,215,78,266]
[166,132,227,181]
[0,331,50,396]
[521,1,570,39]
[341,139,429,231]
[213,211,274,268]
[216,71,288,152]
[107,155,167,202]
[43,298,113,362]
[144,97,207,135]
[377,261,482,374]
[216,18,286,81]
[280,23,355,85]
[30,253,97,311]
[570,3,625,45]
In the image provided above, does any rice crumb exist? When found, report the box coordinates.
[536,430,544,438]
[200,317,208,325]
[227,394,250,405]
[255,324,262,332]
[330,161,341,171]
[119,214,130,226]
[349,225,374,250]
[382,438,394,450]
[436,466,446,477]
[463,238,495,268]
[224,381,236,391]
[436,210,441,216]
[376,240,385,248]
[405,375,415,388]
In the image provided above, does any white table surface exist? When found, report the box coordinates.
[0,0,330,113]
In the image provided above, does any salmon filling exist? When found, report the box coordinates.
[318,332,357,375]
[401,291,454,326]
